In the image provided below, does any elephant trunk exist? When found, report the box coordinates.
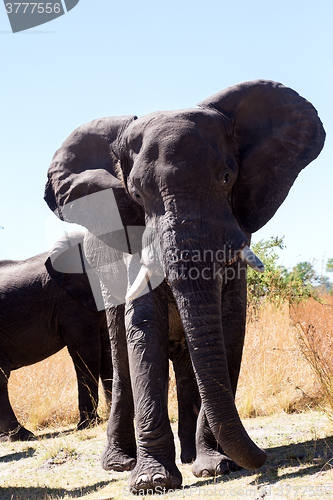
[170,280,266,470]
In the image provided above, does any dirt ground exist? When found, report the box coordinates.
[1,410,333,500]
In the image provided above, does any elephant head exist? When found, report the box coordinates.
[44,80,325,470]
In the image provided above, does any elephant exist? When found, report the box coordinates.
[44,80,325,492]
[0,231,113,441]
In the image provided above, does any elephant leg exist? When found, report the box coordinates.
[126,286,182,493]
[99,317,113,412]
[192,262,247,477]
[0,353,34,441]
[101,305,136,472]
[64,319,102,428]
[169,339,200,464]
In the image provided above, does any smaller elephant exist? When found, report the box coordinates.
[0,232,112,441]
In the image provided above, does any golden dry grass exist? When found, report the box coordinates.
[236,302,322,418]
[291,296,333,417]
[8,349,109,432]
[8,298,333,433]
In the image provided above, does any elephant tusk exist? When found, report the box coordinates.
[125,264,153,302]
[239,245,265,273]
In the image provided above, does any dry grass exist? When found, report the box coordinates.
[168,363,179,422]
[8,298,333,433]
[8,349,109,432]
[236,302,323,418]
[291,296,333,418]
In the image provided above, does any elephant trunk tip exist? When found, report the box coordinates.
[211,415,267,471]
[246,448,267,470]
[227,443,267,471]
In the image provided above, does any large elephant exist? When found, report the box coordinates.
[0,232,112,441]
[44,80,325,492]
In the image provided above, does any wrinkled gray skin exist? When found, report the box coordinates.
[44,80,325,492]
[0,233,112,441]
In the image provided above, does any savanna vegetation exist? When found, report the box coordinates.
[1,237,333,499]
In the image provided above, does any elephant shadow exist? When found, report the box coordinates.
[254,435,333,483]
[187,435,333,489]
[0,447,36,462]
[34,427,77,440]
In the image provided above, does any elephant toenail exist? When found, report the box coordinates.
[217,463,229,474]
[152,474,165,484]
[137,474,149,484]
[128,459,136,471]
[201,469,210,477]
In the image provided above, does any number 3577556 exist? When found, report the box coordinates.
[5,3,62,14]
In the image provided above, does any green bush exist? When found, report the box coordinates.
[247,237,315,307]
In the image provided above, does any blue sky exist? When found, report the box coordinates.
[0,0,332,275]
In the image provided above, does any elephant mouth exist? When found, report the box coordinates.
[125,244,264,302]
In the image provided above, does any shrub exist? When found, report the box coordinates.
[247,237,314,308]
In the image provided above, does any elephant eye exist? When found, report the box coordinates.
[132,187,142,201]
[128,177,143,204]
[223,172,230,185]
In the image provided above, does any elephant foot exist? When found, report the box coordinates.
[101,443,136,472]
[129,455,182,494]
[77,414,102,430]
[0,425,35,442]
[192,451,241,478]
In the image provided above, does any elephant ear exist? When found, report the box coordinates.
[44,116,142,233]
[198,80,325,233]
[45,231,105,312]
